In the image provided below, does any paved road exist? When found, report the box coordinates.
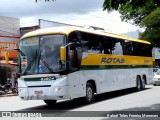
[0,85,160,120]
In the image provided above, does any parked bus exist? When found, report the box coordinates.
[16,26,152,106]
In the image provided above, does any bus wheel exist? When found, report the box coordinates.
[141,76,146,90]
[85,83,94,103]
[136,76,141,91]
[44,100,57,106]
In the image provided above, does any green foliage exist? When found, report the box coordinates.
[103,0,160,46]
[103,0,147,11]
[103,0,160,25]
[120,1,156,25]
[141,8,160,28]
[140,8,160,47]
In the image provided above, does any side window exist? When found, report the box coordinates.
[80,32,101,54]
[132,42,141,56]
[132,42,152,57]
[123,40,134,55]
[94,36,124,55]
[68,32,79,70]
[123,40,152,57]
[99,36,114,54]
[141,44,152,57]
[112,39,124,55]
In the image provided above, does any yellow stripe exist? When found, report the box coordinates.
[20,26,150,44]
[81,54,153,66]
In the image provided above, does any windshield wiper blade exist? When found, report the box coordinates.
[38,50,54,73]
[14,48,25,56]
[23,50,38,75]
[40,57,54,74]
[38,49,54,74]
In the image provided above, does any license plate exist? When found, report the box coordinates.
[34,90,43,95]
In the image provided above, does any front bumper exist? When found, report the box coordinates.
[18,86,70,100]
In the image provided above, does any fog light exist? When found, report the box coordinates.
[19,88,25,93]
[54,87,61,92]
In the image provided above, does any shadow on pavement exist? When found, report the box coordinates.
[20,88,150,112]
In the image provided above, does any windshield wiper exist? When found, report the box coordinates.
[23,50,38,75]
[39,51,54,74]
[41,58,54,74]
[14,48,25,56]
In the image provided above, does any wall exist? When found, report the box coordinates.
[0,16,20,85]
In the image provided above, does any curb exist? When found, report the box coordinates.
[0,91,18,97]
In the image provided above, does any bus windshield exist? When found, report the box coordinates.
[19,34,66,75]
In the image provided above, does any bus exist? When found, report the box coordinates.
[17,26,153,106]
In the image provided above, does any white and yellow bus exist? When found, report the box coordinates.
[17,26,153,105]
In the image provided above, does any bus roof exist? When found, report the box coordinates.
[20,26,151,44]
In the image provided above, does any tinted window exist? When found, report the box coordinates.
[123,41,134,55]
[112,39,123,55]
[123,40,152,57]
[69,31,152,57]
[79,32,124,55]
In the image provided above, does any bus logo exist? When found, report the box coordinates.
[101,58,125,63]
[40,76,56,81]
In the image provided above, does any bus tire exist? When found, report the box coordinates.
[44,100,57,106]
[141,76,146,90]
[136,76,142,91]
[84,82,94,103]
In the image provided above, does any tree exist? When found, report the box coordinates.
[140,7,160,47]
[103,0,160,46]
[103,0,160,25]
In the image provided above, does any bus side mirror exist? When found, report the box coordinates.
[5,51,9,64]
[60,47,66,61]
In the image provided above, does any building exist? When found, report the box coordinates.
[39,19,82,29]
[0,16,20,85]
[20,25,39,36]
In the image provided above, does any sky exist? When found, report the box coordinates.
[0,0,140,34]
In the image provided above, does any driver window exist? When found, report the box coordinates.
[68,32,82,72]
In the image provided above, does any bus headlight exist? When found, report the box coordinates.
[19,88,25,93]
